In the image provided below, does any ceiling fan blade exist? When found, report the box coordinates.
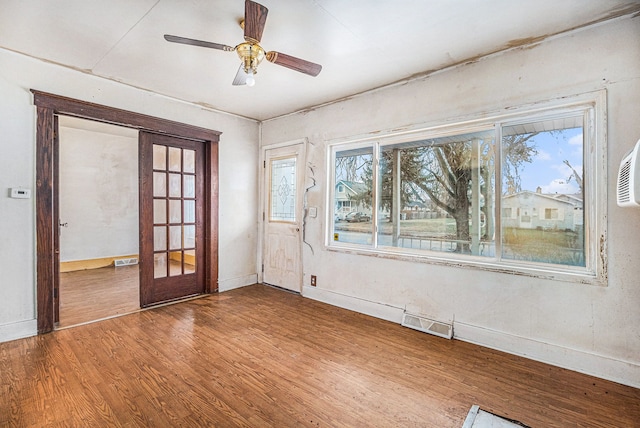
[164,34,234,52]
[266,51,322,77]
[243,0,268,44]
[232,65,248,86]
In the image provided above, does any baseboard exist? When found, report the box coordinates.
[299,286,639,389]
[301,286,404,324]
[60,254,138,272]
[0,319,37,343]
[454,321,640,389]
[218,274,258,292]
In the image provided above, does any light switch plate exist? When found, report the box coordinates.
[308,207,317,218]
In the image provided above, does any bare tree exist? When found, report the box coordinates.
[563,159,583,194]
[335,154,370,182]
[356,134,538,253]
[502,133,539,194]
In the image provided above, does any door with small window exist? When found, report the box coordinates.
[139,132,204,306]
[263,144,304,292]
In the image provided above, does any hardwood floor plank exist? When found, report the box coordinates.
[1,284,639,427]
[58,264,140,328]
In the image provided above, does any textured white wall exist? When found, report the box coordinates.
[0,48,260,341]
[261,17,640,387]
[59,125,139,262]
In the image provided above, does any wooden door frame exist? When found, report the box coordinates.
[33,90,220,334]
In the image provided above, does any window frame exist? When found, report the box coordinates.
[326,91,607,286]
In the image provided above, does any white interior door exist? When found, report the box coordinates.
[263,144,304,292]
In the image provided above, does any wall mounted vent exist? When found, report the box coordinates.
[401,312,453,339]
[617,138,640,207]
[114,258,138,267]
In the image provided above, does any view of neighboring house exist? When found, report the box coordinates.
[502,189,584,231]
[334,180,370,218]
[336,180,435,221]
[337,178,584,232]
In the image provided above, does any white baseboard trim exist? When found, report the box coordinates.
[299,287,639,389]
[454,321,640,389]
[0,319,37,343]
[218,274,258,292]
[302,286,404,324]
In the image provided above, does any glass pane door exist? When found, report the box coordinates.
[139,132,204,307]
[152,144,198,278]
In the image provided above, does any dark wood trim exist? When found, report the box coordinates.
[205,141,219,293]
[33,90,220,333]
[32,91,221,142]
[53,115,60,324]
[36,106,55,334]
[138,133,154,307]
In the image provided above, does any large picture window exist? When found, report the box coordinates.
[329,93,606,283]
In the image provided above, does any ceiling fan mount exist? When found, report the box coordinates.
[164,0,322,87]
[236,42,265,86]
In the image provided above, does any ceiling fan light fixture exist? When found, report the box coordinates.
[246,70,256,87]
[236,42,265,71]
[164,1,322,86]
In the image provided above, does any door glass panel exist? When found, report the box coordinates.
[148,142,201,291]
[154,253,167,278]
[184,175,195,198]
[153,144,166,170]
[169,147,182,171]
[168,147,181,172]
[184,200,195,223]
[169,251,182,276]
[154,226,167,251]
[184,225,196,248]
[169,200,181,223]
[153,172,166,197]
[183,150,195,173]
[169,225,182,250]
[169,173,181,197]
[184,249,196,274]
[270,157,296,222]
[153,199,166,224]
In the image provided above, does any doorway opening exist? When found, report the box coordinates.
[34,90,220,334]
[57,117,140,328]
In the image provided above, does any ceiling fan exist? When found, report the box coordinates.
[164,0,322,87]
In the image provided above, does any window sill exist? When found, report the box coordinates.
[325,242,606,287]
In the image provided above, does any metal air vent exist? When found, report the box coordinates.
[401,312,452,339]
[114,258,138,267]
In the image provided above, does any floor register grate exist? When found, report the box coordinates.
[462,405,530,428]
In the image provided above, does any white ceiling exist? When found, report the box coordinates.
[1,1,638,121]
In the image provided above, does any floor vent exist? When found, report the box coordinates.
[463,405,531,427]
[401,312,453,339]
[114,258,138,267]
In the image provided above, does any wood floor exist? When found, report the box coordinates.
[58,264,140,327]
[2,284,639,427]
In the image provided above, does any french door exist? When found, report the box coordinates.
[139,132,205,306]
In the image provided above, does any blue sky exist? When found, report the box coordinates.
[516,128,583,195]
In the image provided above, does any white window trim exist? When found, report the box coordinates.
[325,90,607,286]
